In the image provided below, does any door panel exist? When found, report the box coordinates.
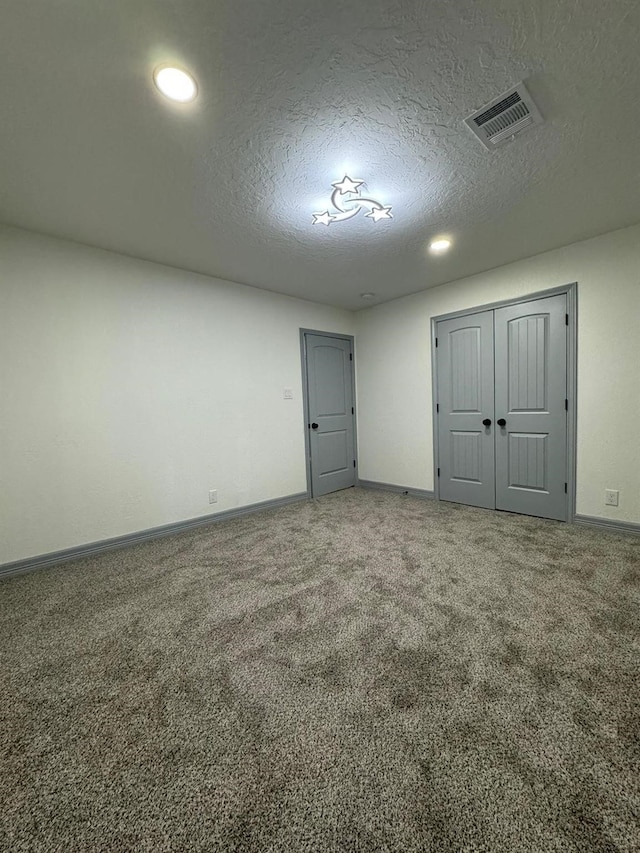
[436,312,495,509]
[305,334,356,497]
[451,431,483,482]
[317,430,349,474]
[508,433,548,490]
[450,327,482,411]
[494,294,567,520]
[507,314,548,411]
[313,345,347,415]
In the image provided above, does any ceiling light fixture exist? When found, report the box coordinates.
[313,176,393,226]
[153,65,198,102]
[429,238,452,253]
[360,292,376,300]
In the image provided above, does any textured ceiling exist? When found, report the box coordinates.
[1,0,640,310]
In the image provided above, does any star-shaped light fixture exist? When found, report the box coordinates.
[312,176,393,227]
[366,206,393,223]
[312,211,335,226]
[332,175,364,195]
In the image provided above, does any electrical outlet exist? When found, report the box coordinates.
[283,388,293,399]
[604,489,619,507]
[209,489,218,504]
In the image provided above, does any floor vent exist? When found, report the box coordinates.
[464,82,543,149]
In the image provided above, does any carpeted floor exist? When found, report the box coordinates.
[1,488,639,852]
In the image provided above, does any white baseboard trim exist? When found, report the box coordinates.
[0,492,309,580]
[573,514,640,536]
[358,480,435,500]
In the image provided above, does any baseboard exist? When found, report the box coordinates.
[357,480,435,500]
[0,492,309,580]
[573,514,640,536]
[12,494,631,580]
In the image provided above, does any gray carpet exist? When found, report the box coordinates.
[1,488,639,852]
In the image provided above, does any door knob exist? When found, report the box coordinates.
[482,418,492,427]
[497,418,507,427]
[311,423,319,430]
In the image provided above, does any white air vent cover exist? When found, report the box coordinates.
[464,82,543,149]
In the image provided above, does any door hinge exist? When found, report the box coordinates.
[353,460,356,468]
[349,353,353,361]
[565,398,568,411]
[436,403,439,413]
[435,337,438,348]
[437,467,440,477]
[565,482,568,493]
[352,406,354,415]
[565,313,569,326]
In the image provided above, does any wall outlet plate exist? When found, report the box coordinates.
[283,388,293,399]
[604,489,619,507]
[209,489,218,504]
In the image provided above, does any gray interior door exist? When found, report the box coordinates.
[305,334,356,497]
[436,311,496,509]
[494,294,567,521]
[436,294,568,521]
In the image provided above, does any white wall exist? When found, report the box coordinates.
[0,227,353,564]
[3,222,638,565]
[354,223,640,524]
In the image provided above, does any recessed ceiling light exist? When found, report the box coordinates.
[429,238,452,253]
[360,292,376,300]
[153,66,198,103]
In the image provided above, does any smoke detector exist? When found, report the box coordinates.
[464,82,543,149]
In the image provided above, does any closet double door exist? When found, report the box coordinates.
[436,293,567,521]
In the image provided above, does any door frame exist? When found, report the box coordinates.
[299,329,358,498]
[430,282,578,521]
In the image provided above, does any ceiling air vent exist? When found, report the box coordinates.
[464,82,543,149]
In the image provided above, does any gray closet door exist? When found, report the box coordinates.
[436,311,496,509]
[305,334,356,497]
[494,294,567,520]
